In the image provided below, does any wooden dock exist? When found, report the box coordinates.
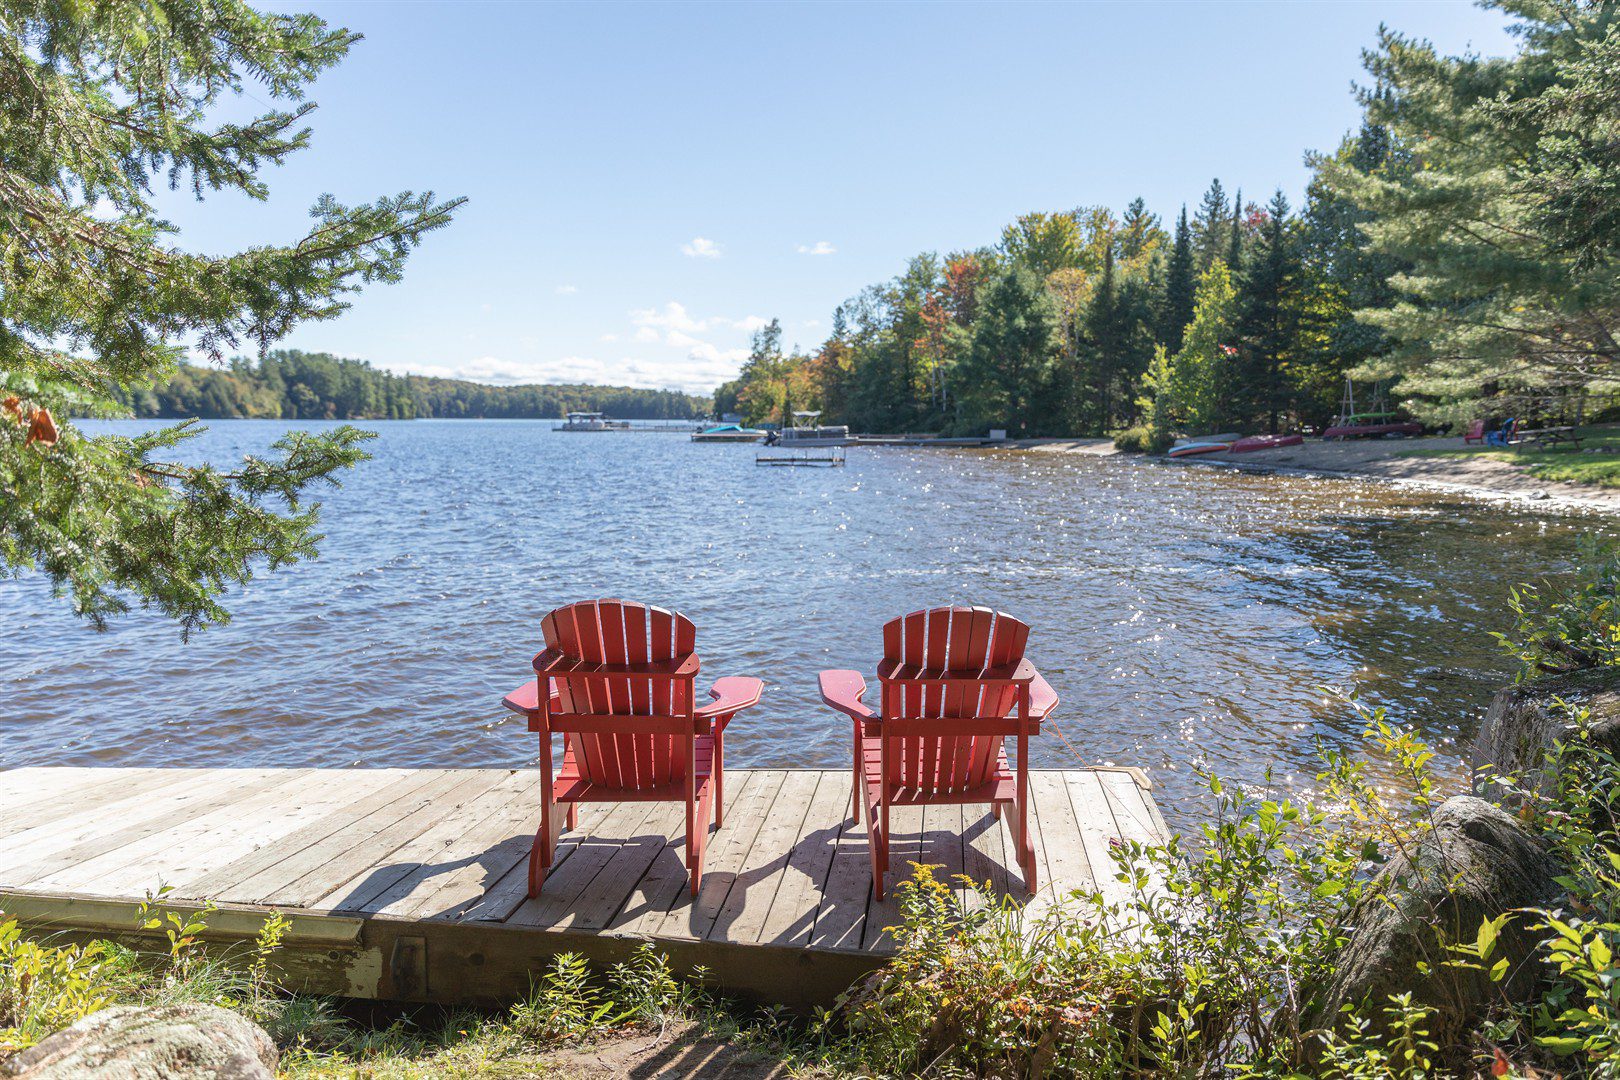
[0,767,1168,1007]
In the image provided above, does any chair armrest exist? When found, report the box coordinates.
[695,676,763,720]
[819,669,874,721]
[1028,668,1058,721]
[501,680,561,714]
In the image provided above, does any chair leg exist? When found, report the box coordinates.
[529,802,553,898]
[567,803,578,830]
[991,800,1003,821]
[713,729,724,829]
[869,821,885,901]
[852,769,862,824]
[687,796,701,896]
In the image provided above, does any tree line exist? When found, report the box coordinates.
[717,0,1619,448]
[111,351,709,421]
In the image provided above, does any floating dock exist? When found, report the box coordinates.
[0,767,1167,1007]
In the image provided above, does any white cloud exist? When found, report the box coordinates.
[479,302,493,313]
[630,301,707,334]
[632,326,661,343]
[724,315,770,333]
[681,237,721,259]
[555,284,578,294]
[796,240,836,256]
[803,319,822,329]
[599,332,619,343]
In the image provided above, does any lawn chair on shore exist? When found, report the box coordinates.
[1464,419,1486,445]
[501,600,762,897]
[818,607,1058,900]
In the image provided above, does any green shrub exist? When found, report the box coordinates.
[1496,536,1620,676]
[0,918,118,1054]
[831,704,1436,1078]
[1114,425,1172,454]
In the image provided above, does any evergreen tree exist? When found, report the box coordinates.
[1320,0,1620,421]
[1119,198,1162,261]
[957,266,1059,436]
[1226,189,1245,272]
[0,1,462,634]
[1236,191,1300,432]
[1298,116,1406,426]
[1192,179,1231,270]
[1159,208,1197,352]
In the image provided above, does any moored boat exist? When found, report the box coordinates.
[691,423,766,443]
[765,410,849,448]
[555,411,631,432]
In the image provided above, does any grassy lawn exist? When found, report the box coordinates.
[1401,423,1620,487]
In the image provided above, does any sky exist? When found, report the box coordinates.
[158,1,1518,395]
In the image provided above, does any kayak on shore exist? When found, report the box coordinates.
[1167,441,1234,458]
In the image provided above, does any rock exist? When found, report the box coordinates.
[1472,667,1620,805]
[0,1005,277,1080]
[1306,795,1564,1045]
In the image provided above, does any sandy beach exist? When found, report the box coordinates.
[1016,435,1620,513]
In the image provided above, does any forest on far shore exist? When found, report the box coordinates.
[107,350,710,422]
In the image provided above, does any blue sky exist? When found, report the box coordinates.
[161,1,1516,394]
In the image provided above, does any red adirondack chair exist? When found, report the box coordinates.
[500,600,762,898]
[1464,419,1486,444]
[818,607,1057,900]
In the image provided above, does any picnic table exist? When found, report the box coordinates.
[1509,425,1583,450]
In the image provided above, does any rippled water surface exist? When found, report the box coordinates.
[2,420,1611,828]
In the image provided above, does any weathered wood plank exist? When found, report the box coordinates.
[210,770,469,906]
[706,770,820,945]
[609,771,759,939]
[276,771,510,911]
[12,770,323,893]
[0,769,208,840]
[175,769,435,899]
[310,770,536,915]
[502,797,667,929]
[0,773,283,880]
[647,770,786,943]
[560,800,687,932]
[860,802,926,951]
[456,798,613,924]
[754,769,849,946]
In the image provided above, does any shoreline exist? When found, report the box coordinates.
[1014,434,1620,515]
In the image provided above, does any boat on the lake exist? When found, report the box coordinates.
[1229,433,1304,453]
[765,410,849,448]
[555,411,631,432]
[691,423,766,443]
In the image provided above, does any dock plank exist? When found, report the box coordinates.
[646,770,786,943]
[756,770,848,946]
[15,770,321,893]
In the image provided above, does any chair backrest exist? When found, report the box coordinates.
[541,599,697,791]
[877,606,1030,793]
[1466,419,1485,437]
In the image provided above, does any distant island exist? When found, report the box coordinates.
[105,350,711,421]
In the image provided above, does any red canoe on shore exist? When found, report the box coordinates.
[1229,434,1305,453]
[1322,421,1423,440]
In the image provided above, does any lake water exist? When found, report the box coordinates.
[1,420,1610,828]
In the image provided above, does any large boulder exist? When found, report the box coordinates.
[1306,795,1564,1044]
[0,1005,277,1080]
[1473,667,1620,803]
